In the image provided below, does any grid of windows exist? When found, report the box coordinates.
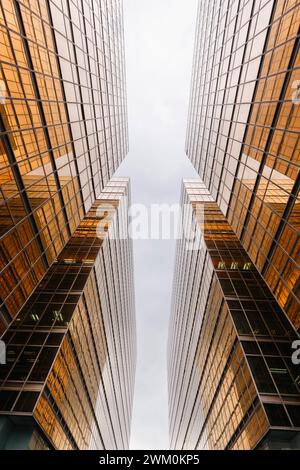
[186,0,300,331]
[0,179,136,450]
[168,181,300,450]
[0,0,128,333]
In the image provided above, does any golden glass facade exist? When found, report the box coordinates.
[0,178,136,450]
[168,180,300,450]
[186,0,300,331]
[0,0,128,332]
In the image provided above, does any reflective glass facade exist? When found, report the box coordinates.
[186,0,300,331]
[0,0,128,332]
[168,180,300,450]
[0,178,136,450]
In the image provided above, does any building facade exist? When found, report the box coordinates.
[0,178,136,450]
[168,180,300,450]
[0,0,136,450]
[0,0,128,333]
[186,0,300,331]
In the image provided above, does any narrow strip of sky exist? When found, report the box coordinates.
[116,0,199,450]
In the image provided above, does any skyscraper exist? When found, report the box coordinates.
[0,178,136,450]
[0,0,128,333]
[169,0,300,450]
[0,0,136,450]
[186,0,300,331]
[168,180,300,450]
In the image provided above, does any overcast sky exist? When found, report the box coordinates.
[116,0,198,450]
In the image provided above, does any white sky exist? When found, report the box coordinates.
[116,0,198,450]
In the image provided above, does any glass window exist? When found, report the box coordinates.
[46,333,65,346]
[267,357,298,395]
[231,310,252,336]
[287,406,300,427]
[248,356,276,393]
[246,311,269,336]
[7,347,39,381]
[263,310,286,337]
[220,279,236,296]
[259,342,278,356]
[264,404,291,427]
[242,341,260,354]
[14,392,40,412]
[0,391,18,412]
[29,333,48,346]
[10,331,31,345]
[29,347,58,382]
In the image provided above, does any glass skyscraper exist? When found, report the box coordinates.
[0,0,136,450]
[168,180,300,450]
[0,178,136,450]
[186,0,300,331]
[169,0,300,451]
[0,0,128,333]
